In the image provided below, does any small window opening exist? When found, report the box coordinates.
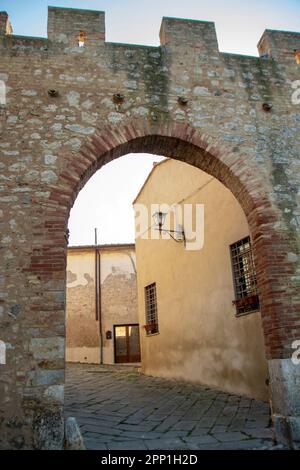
[0,340,6,365]
[0,80,6,106]
[294,50,300,65]
[78,31,86,47]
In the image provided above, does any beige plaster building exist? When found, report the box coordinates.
[134,159,268,401]
[66,244,140,365]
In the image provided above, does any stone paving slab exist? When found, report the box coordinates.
[65,363,283,450]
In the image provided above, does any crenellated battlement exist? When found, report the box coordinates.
[258,29,300,63]
[160,17,219,54]
[0,6,300,62]
[0,11,13,35]
[48,6,105,48]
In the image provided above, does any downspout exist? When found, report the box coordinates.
[95,229,103,364]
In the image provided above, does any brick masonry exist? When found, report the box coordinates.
[0,7,299,449]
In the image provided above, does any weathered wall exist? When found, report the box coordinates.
[66,248,99,364]
[66,245,138,365]
[135,159,268,400]
[0,6,299,449]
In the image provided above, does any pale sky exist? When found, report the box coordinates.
[68,154,165,246]
[1,0,299,245]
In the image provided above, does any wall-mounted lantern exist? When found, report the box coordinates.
[152,211,185,244]
[153,211,167,232]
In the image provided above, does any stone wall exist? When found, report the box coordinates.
[0,6,299,449]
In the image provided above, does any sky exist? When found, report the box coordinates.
[1,0,299,245]
[1,0,300,55]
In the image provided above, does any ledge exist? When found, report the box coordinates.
[48,6,105,14]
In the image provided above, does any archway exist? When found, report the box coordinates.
[56,120,286,358]
[23,120,299,448]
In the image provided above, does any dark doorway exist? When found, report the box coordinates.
[114,324,141,363]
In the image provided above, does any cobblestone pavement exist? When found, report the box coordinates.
[65,363,283,450]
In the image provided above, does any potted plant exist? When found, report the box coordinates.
[232,294,259,307]
[143,323,158,334]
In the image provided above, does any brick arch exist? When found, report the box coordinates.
[59,120,269,217]
[48,119,292,361]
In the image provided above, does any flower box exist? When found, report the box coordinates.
[232,294,259,308]
[143,323,158,334]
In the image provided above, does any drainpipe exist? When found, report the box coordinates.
[95,229,103,365]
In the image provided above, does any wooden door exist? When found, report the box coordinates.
[114,324,141,363]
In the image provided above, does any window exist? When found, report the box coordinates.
[230,236,260,316]
[0,340,6,365]
[144,283,159,335]
[78,31,86,47]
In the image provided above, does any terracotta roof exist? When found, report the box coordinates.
[68,243,135,252]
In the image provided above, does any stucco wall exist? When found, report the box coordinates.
[66,246,138,364]
[135,159,269,400]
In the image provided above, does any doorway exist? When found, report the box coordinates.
[114,324,141,363]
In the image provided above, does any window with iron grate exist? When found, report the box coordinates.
[144,283,159,335]
[230,236,260,316]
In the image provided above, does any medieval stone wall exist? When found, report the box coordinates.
[0,6,299,449]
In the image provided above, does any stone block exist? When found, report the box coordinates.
[29,337,65,361]
[65,417,86,450]
[33,407,64,450]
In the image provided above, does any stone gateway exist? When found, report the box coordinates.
[0,6,299,449]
